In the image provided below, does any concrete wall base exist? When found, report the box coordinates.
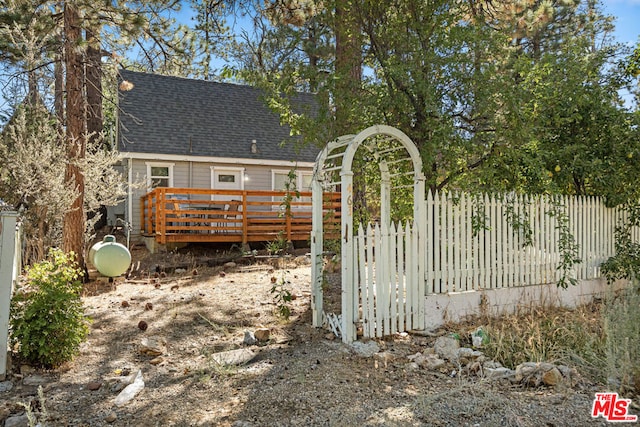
[424,278,625,330]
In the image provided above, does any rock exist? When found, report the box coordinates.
[87,381,102,391]
[0,380,13,392]
[350,340,380,358]
[105,412,117,423]
[483,360,503,369]
[515,362,539,385]
[114,370,145,407]
[294,256,310,266]
[484,367,516,381]
[542,367,563,386]
[418,353,446,370]
[149,356,165,366]
[254,328,270,342]
[515,362,563,387]
[456,347,483,363]
[23,375,48,386]
[139,336,167,356]
[373,352,396,367]
[433,336,460,361]
[407,352,422,362]
[175,268,187,274]
[243,331,257,346]
[4,414,28,427]
[224,262,237,269]
[210,348,256,366]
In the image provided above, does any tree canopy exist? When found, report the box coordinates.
[1,0,639,264]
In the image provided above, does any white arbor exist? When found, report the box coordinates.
[311,125,426,342]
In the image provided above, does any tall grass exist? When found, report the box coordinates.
[473,282,639,396]
[479,302,606,378]
[603,280,640,395]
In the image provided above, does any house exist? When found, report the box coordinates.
[109,70,330,245]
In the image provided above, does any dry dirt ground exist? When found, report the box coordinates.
[0,243,631,427]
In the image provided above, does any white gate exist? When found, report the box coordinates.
[311,125,425,343]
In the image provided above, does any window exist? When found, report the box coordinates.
[218,174,236,183]
[146,162,174,190]
[272,169,313,207]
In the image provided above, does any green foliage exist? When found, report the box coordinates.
[270,274,293,320]
[601,203,640,283]
[546,198,581,288]
[265,231,288,256]
[279,168,300,218]
[10,248,90,368]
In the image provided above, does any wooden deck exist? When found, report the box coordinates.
[140,188,340,245]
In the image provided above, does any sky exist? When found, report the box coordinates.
[602,0,640,46]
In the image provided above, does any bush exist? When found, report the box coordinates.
[10,248,89,368]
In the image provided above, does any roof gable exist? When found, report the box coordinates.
[117,70,319,163]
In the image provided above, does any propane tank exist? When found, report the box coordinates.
[89,235,131,277]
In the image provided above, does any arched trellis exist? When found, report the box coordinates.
[311,125,426,343]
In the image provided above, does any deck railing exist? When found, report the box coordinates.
[140,188,340,245]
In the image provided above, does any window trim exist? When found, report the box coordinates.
[145,162,174,190]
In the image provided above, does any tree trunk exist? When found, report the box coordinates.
[86,27,103,147]
[62,3,87,268]
[334,0,362,135]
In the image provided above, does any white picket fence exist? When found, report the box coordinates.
[347,191,631,339]
[424,192,623,293]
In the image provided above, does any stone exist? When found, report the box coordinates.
[224,262,237,269]
[4,414,29,427]
[433,336,460,361]
[105,412,117,423]
[483,360,503,369]
[87,381,102,391]
[149,356,165,366]
[542,367,563,386]
[210,348,256,366]
[419,353,446,370]
[350,340,380,358]
[139,336,167,356]
[373,352,396,367]
[254,328,270,342]
[484,367,516,381]
[0,380,13,392]
[23,375,48,386]
[243,331,257,346]
[457,347,483,363]
[515,362,539,385]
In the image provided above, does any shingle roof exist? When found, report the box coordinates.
[117,70,319,163]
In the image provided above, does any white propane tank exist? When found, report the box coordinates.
[89,235,131,277]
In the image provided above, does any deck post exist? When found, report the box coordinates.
[140,195,145,235]
[241,191,248,248]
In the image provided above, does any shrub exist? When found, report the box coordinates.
[10,248,89,368]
